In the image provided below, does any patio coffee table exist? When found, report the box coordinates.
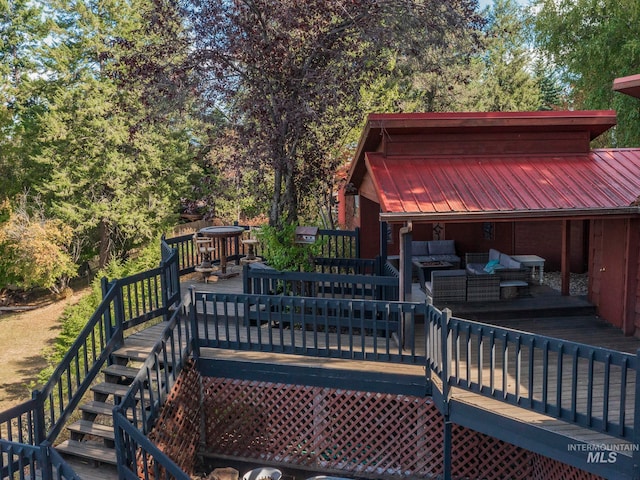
[413,260,453,291]
[511,255,545,285]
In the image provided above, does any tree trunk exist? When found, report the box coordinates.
[98,219,113,269]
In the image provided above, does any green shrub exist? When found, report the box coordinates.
[258,223,324,272]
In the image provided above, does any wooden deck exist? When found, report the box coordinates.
[181,268,640,478]
[61,268,640,479]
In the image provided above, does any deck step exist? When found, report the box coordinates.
[80,400,115,417]
[91,382,130,398]
[67,420,115,441]
[55,439,117,465]
[103,364,139,381]
[112,345,154,362]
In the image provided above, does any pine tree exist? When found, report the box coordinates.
[534,0,640,146]
[468,0,542,112]
[0,0,49,199]
[34,0,201,266]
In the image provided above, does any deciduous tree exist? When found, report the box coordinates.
[185,0,482,227]
[534,0,640,146]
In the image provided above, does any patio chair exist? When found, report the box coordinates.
[241,227,262,265]
[193,233,217,282]
[424,269,467,304]
[466,274,500,302]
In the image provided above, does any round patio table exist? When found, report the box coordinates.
[198,226,245,278]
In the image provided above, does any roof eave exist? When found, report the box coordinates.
[613,74,640,99]
[380,207,640,224]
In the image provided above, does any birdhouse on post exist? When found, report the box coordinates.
[295,226,319,244]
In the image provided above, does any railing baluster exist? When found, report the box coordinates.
[515,335,521,404]
[465,324,471,389]
[478,327,484,392]
[603,353,611,431]
[542,341,549,413]
[556,343,564,418]
[619,357,628,437]
[570,346,579,422]
[587,350,594,427]
[490,330,496,396]
[502,333,508,400]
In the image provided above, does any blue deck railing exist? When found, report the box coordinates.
[426,306,640,444]
[190,292,427,365]
[0,239,181,480]
[113,305,192,480]
[164,226,360,276]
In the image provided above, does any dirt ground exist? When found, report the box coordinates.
[0,288,89,410]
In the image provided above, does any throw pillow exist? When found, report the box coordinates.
[483,259,501,274]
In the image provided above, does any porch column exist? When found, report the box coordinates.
[380,221,388,264]
[561,220,571,296]
[399,221,413,302]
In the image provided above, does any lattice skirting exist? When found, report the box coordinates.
[142,359,202,477]
[145,368,605,480]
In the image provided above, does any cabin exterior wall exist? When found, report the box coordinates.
[589,217,640,334]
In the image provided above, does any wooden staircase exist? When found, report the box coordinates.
[55,343,154,470]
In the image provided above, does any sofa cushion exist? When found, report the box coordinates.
[412,241,430,256]
[489,249,500,262]
[428,240,455,255]
[466,263,488,275]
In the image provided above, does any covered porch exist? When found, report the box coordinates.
[343,110,640,335]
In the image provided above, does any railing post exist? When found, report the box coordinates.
[633,349,640,479]
[189,287,200,361]
[440,307,452,480]
[424,300,433,396]
[101,276,114,339]
[39,443,53,480]
[32,389,45,446]
[113,279,125,336]
[159,257,170,322]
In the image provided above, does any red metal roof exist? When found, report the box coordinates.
[348,110,617,191]
[366,150,640,222]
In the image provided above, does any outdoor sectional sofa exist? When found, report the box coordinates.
[423,249,530,304]
[465,249,530,301]
[411,240,461,268]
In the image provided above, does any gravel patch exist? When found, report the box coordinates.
[542,271,588,296]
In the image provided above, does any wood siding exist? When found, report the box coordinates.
[384,131,592,157]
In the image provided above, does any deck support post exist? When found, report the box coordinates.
[443,419,452,480]
[440,308,453,479]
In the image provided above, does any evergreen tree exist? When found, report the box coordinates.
[467,0,542,111]
[34,0,201,266]
[0,0,49,199]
